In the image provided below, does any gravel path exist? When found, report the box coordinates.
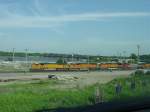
[0,71,134,86]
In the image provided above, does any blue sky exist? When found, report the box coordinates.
[0,0,150,56]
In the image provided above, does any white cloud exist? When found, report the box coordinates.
[0,12,149,27]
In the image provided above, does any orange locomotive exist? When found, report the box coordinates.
[141,64,150,69]
[30,63,98,71]
[30,63,150,72]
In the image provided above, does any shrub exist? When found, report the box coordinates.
[145,71,150,75]
[134,70,144,76]
[56,58,67,64]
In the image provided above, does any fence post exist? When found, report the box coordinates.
[130,80,136,91]
[115,82,122,98]
[94,86,103,104]
[141,80,147,95]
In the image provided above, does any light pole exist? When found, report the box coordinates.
[123,51,126,63]
[137,45,140,63]
[12,48,15,62]
[25,49,28,64]
[87,55,90,72]
[72,54,74,63]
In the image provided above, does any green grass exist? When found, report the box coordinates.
[0,80,95,112]
[102,73,150,102]
[0,72,150,112]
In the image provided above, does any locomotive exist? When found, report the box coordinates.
[30,62,150,72]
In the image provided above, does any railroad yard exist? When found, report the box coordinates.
[0,0,150,111]
[0,58,149,112]
[0,51,149,112]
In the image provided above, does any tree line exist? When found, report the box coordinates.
[0,51,150,63]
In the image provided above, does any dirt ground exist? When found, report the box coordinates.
[0,70,134,87]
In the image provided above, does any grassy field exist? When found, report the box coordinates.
[102,70,150,101]
[0,70,150,112]
[0,80,96,112]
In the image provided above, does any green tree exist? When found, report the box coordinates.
[130,53,137,60]
[130,53,138,63]
[56,58,67,64]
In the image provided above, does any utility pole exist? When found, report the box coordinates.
[25,49,28,64]
[88,56,90,64]
[123,51,126,63]
[12,48,15,62]
[63,56,64,64]
[88,55,90,72]
[137,45,140,63]
[72,54,74,63]
[118,53,122,63]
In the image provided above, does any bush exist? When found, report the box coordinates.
[134,70,144,76]
[56,58,67,64]
[145,71,150,75]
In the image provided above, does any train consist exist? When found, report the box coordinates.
[30,63,150,72]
